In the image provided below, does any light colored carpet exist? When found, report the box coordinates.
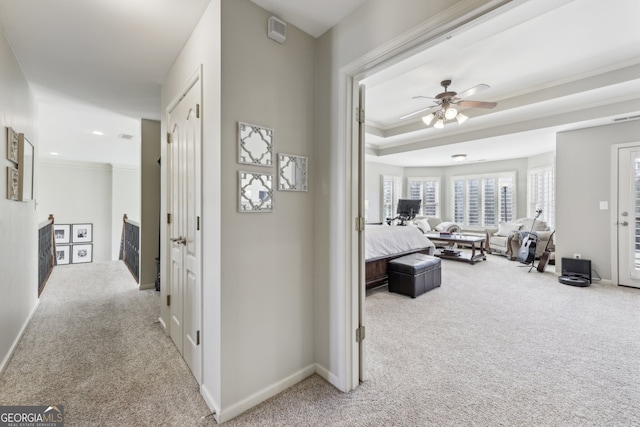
[0,261,214,426]
[225,255,640,426]
[2,256,639,426]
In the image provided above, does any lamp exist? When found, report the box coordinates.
[421,104,468,129]
[451,154,466,162]
[455,113,468,124]
[422,113,435,126]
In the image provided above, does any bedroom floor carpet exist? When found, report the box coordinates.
[1,256,639,426]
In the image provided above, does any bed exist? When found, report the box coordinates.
[365,225,435,290]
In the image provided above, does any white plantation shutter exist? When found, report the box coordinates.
[382,175,403,220]
[452,172,516,227]
[527,166,555,228]
[407,177,440,217]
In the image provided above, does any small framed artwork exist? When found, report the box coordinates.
[238,121,274,166]
[54,224,71,244]
[55,245,71,265]
[72,244,93,264]
[6,127,19,164]
[72,223,93,243]
[6,167,19,200]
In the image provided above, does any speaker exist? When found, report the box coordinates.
[561,257,591,284]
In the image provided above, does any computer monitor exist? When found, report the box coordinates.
[396,199,421,221]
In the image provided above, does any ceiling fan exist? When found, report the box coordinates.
[400,79,498,128]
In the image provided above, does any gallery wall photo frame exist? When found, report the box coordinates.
[72,244,93,264]
[56,245,71,265]
[237,121,274,167]
[6,167,19,200]
[72,223,93,243]
[17,134,34,201]
[6,127,19,164]
[54,224,71,244]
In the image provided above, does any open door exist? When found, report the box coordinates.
[357,83,367,382]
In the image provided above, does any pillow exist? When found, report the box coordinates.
[435,221,459,232]
[495,222,522,237]
[414,219,431,233]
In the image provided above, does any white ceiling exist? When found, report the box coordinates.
[0,0,638,167]
[0,0,211,166]
[361,0,640,167]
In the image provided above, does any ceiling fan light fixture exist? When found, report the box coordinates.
[422,113,435,126]
[451,154,467,162]
[456,112,468,124]
[444,107,458,120]
[434,119,444,129]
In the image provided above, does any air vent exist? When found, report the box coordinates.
[613,115,640,123]
[118,133,134,140]
[268,16,286,44]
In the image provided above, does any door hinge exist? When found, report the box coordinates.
[197,216,200,231]
[196,330,200,345]
[355,216,365,232]
[196,104,200,119]
[167,132,172,144]
[356,107,365,124]
[167,213,172,224]
[166,295,171,306]
[356,326,365,343]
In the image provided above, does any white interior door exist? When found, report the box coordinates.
[167,73,203,382]
[617,145,640,288]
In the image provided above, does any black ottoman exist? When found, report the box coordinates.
[388,254,441,298]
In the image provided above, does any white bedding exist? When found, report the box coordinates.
[365,225,435,261]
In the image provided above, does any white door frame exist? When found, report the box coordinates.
[610,141,640,286]
[338,0,516,391]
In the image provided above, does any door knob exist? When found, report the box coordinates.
[170,237,186,245]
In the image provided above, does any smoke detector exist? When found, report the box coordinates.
[268,16,286,44]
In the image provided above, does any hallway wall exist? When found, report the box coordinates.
[0,27,39,373]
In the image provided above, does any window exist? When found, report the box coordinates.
[451,172,516,227]
[527,166,555,229]
[381,175,403,220]
[407,177,441,217]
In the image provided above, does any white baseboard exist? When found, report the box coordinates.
[0,299,40,376]
[314,363,342,391]
[216,364,316,423]
[139,282,155,290]
[200,383,221,423]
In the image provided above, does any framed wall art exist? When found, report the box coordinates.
[6,167,19,200]
[238,122,273,166]
[239,171,274,212]
[72,244,93,264]
[278,153,308,192]
[55,245,71,265]
[54,224,71,244]
[6,127,19,164]
[72,223,93,243]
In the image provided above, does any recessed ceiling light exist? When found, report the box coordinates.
[92,130,104,136]
[50,152,58,156]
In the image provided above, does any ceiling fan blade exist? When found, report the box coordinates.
[457,100,497,109]
[455,84,490,100]
[399,105,438,120]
